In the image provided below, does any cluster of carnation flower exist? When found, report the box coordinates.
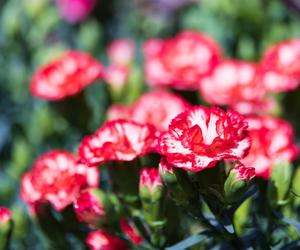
[23,31,300,249]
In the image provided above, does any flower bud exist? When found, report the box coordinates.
[224,164,255,204]
[140,168,163,196]
[107,39,135,66]
[120,219,143,245]
[0,207,12,250]
[267,161,293,206]
[139,168,165,228]
[86,230,128,250]
[104,65,129,102]
[74,188,122,227]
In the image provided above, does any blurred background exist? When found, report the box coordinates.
[1,0,300,248]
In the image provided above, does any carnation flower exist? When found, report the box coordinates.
[30,51,103,101]
[259,39,300,92]
[55,0,96,23]
[120,219,143,245]
[107,39,135,66]
[86,230,128,250]
[199,59,266,113]
[130,89,191,131]
[144,31,222,90]
[79,120,158,167]
[0,207,11,224]
[241,116,298,179]
[20,150,99,211]
[158,106,251,172]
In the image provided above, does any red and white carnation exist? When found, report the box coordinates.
[199,59,266,114]
[20,150,99,211]
[130,89,191,131]
[78,120,158,167]
[144,31,222,90]
[30,51,103,101]
[241,116,298,179]
[158,106,251,172]
[259,39,300,92]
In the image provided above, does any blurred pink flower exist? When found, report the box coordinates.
[199,59,266,113]
[241,116,298,179]
[130,89,191,131]
[86,230,128,250]
[104,65,129,89]
[143,31,222,90]
[30,51,103,101]
[259,39,300,92]
[107,39,135,66]
[20,150,99,211]
[55,0,96,23]
[0,207,11,224]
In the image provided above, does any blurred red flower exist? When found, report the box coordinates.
[0,207,11,224]
[158,106,251,172]
[259,39,300,92]
[143,31,222,90]
[79,120,158,167]
[120,219,143,245]
[20,150,99,211]
[130,89,191,131]
[30,51,103,101]
[199,59,266,114]
[86,230,128,250]
[55,0,96,23]
[74,189,105,226]
[241,116,298,179]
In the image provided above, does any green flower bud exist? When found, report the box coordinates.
[224,164,255,204]
[0,207,12,250]
[139,168,165,228]
[74,188,122,227]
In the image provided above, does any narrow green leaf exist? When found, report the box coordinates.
[165,231,211,250]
